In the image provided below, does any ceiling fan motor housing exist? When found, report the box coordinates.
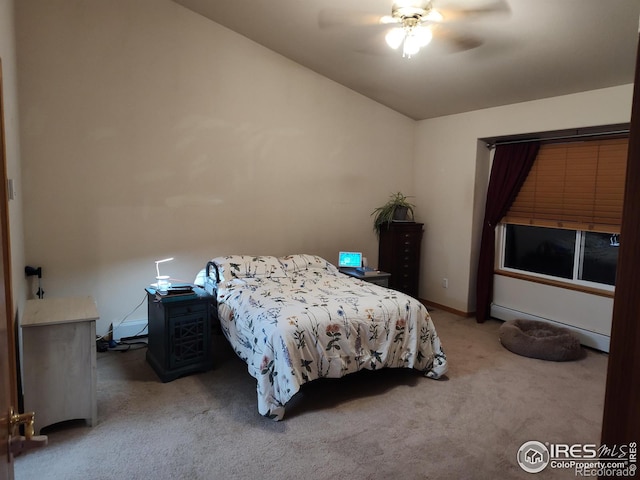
[391,1,432,21]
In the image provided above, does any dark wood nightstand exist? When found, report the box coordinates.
[145,286,217,382]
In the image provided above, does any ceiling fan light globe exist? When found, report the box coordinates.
[403,34,421,56]
[385,28,405,49]
[415,25,433,46]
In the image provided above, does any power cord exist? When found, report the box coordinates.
[96,293,149,353]
[96,293,147,341]
[107,339,148,353]
[97,337,147,353]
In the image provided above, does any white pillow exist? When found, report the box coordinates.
[278,254,340,275]
[193,268,206,286]
[211,255,287,281]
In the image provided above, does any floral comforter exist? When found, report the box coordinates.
[207,254,448,420]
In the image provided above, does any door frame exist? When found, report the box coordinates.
[0,57,17,479]
[601,32,640,446]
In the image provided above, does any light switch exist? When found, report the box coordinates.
[7,179,14,200]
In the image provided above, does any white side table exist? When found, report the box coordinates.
[21,296,98,434]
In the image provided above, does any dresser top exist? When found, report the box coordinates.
[22,296,99,327]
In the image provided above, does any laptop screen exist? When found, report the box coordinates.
[338,251,362,268]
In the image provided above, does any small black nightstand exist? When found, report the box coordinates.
[145,286,217,382]
[340,268,391,287]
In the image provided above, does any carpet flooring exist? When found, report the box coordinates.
[14,309,608,479]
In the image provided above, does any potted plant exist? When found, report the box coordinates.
[371,192,415,234]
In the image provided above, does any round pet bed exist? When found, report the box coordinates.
[499,319,582,361]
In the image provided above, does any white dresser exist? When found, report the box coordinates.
[21,296,98,434]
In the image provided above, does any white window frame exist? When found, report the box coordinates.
[497,223,616,293]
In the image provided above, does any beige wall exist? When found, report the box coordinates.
[15,0,415,334]
[13,0,636,334]
[0,0,27,319]
[414,84,634,314]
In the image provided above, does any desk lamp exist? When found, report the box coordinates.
[154,257,174,292]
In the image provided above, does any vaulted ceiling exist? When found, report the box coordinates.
[173,0,640,120]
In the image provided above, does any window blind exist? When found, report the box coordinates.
[503,137,628,233]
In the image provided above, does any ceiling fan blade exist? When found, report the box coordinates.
[433,26,484,53]
[318,8,387,30]
[437,0,511,21]
[343,27,396,56]
[354,42,396,57]
[380,15,402,25]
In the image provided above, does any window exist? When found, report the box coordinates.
[504,224,575,279]
[580,231,619,286]
[501,224,619,288]
[498,137,627,291]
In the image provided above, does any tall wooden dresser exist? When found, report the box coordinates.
[378,222,424,298]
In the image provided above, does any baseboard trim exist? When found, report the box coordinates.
[420,299,474,318]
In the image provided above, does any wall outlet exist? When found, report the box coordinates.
[442,278,448,289]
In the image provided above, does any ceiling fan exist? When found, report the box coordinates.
[319,0,510,58]
[382,0,446,57]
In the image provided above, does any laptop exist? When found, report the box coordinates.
[338,251,363,269]
[338,251,377,277]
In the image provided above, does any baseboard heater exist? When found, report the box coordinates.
[490,304,610,353]
[112,319,148,341]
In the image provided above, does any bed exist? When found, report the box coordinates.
[198,254,448,420]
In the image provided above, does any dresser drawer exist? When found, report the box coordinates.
[400,248,419,262]
[397,267,419,282]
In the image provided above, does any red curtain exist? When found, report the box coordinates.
[475,142,540,323]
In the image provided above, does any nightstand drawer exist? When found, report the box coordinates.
[167,302,207,317]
